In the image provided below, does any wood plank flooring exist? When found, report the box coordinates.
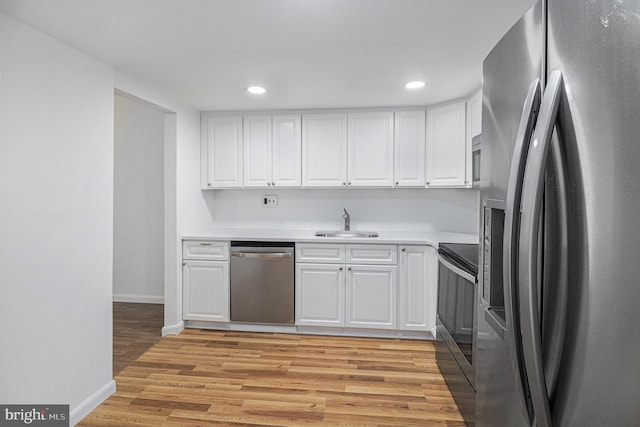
[82,327,465,426]
[113,302,164,375]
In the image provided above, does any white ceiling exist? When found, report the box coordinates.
[0,0,536,111]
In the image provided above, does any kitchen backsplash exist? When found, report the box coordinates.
[203,188,479,233]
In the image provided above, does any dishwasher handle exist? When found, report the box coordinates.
[231,251,292,259]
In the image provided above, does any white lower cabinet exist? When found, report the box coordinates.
[183,260,229,321]
[182,240,230,322]
[398,245,438,332]
[295,263,345,326]
[295,243,397,330]
[181,240,438,336]
[346,265,397,329]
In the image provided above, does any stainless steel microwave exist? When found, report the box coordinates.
[472,134,481,187]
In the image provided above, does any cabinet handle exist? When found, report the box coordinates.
[207,183,211,187]
[348,182,352,186]
[396,181,399,185]
[199,243,212,246]
[348,267,352,271]
[339,267,343,271]
[272,182,275,186]
[343,182,347,186]
[401,248,406,252]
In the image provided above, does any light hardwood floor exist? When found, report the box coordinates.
[82,325,465,426]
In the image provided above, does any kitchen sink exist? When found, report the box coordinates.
[314,231,379,238]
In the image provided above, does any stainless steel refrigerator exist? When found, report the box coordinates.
[476,0,640,425]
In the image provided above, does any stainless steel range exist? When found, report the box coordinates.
[435,242,478,424]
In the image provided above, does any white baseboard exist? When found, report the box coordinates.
[113,294,164,304]
[181,320,434,341]
[162,320,184,336]
[70,379,116,426]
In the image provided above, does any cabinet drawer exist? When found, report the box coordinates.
[296,243,345,263]
[346,244,397,265]
[183,240,229,261]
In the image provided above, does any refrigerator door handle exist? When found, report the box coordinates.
[503,78,541,423]
[518,70,565,427]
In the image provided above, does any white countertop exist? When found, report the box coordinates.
[182,227,478,247]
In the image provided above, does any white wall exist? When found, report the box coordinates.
[0,11,115,424]
[204,188,479,233]
[113,94,165,303]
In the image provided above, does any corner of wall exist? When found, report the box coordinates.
[70,380,116,426]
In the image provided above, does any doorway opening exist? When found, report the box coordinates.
[112,91,176,374]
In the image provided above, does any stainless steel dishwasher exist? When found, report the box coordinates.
[230,241,295,324]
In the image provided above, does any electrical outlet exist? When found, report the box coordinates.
[263,195,278,208]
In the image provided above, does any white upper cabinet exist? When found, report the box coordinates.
[202,102,475,190]
[243,114,302,188]
[302,113,348,187]
[394,110,426,187]
[201,116,243,189]
[243,115,272,187]
[426,101,467,188]
[467,91,482,138]
[272,114,302,187]
[347,112,394,187]
[466,90,482,187]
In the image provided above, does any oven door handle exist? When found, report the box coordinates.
[438,254,476,283]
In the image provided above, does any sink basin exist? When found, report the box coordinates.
[314,231,379,238]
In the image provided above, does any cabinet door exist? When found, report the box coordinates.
[348,112,394,187]
[243,115,272,187]
[399,246,437,332]
[295,263,345,326]
[272,114,302,187]
[302,113,348,187]
[426,102,467,187]
[203,116,243,188]
[467,90,482,138]
[346,265,397,329]
[183,260,229,321]
[394,111,426,187]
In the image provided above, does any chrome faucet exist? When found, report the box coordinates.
[342,208,351,231]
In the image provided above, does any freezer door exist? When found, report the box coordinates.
[543,0,640,425]
[476,1,543,426]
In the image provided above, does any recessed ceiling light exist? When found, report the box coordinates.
[404,81,426,90]
[246,86,267,95]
